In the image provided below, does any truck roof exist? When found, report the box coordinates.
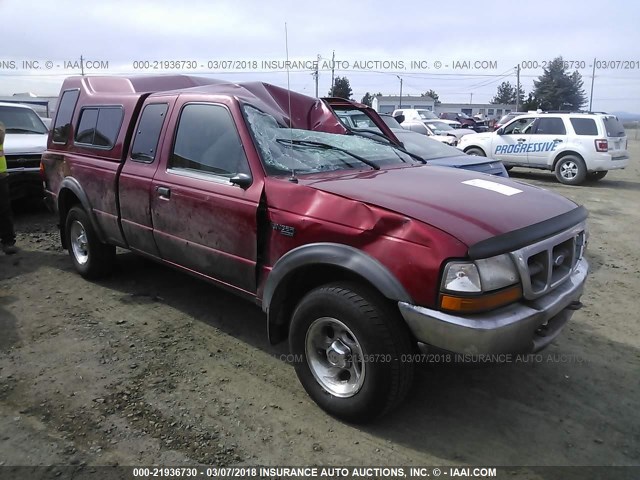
[59,75,347,135]
[60,75,224,95]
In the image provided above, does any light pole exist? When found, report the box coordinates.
[397,75,403,108]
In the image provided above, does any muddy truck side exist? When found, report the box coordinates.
[42,76,589,422]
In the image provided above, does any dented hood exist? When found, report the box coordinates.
[295,165,579,247]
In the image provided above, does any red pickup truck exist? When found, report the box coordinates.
[42,76,588,422]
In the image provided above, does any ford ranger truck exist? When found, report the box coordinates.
[42,76,589,422]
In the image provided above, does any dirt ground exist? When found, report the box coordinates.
[1,139,639,477]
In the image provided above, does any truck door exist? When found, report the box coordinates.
[150,99,261,295]
[119,98,175,258]
[492,116,536,166]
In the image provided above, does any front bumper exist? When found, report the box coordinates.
[398,257,588,354]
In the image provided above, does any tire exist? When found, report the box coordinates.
[289,282,414,423]
[504,166,514,171]
[465,147,486,157]
[587,171,608,181]
[65,206,115,279]
[554,155,587,185]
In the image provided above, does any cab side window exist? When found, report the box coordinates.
[532,117,566,135]
[170,104,249,177]
[131,103,168,163]
[74,106,123,149]
[52,89,80,144]
[503,117,535,135]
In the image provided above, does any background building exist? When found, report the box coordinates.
[372,95,435,113]
[0,93,58,118]
[372,94,515,120]
[436,102,516,120]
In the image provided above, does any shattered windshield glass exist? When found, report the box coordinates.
[244,106,416,175]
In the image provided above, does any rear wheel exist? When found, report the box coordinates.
[465,147,486,157]
[289,282,414,422]
[65,206,115,279]
[554,155,587,185]
[587,171,608,181]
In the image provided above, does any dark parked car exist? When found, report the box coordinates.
[439,112,489,133]
[378,114,508,177]
[332,109,506,176]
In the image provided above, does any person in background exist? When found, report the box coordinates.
[0,122,17,254]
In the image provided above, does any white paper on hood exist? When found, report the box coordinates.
[462,179,523,196]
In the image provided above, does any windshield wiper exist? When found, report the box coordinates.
[276,138,380,170]
[5,128,45,134]
[347,128,393,143]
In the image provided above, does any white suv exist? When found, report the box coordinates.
[457,112,628,185]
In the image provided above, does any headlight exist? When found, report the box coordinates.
[442,262,481,293]
[475,254,520,290]
[440,254,522,313]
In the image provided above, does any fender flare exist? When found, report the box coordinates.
[262,242,413,316]
[58,177,107,244]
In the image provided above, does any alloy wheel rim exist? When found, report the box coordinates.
[561,161,578,179]
[305,317,366,398]
[70,220,89,265]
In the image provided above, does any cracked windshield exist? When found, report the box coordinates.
[244,106,416,175]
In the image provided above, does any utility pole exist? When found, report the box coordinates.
[470,92,473,104]
[80,55,85,76]
[313,53,319,98]
[516,64,520,111]
[330,50,335,96]
[589,57,596,111]
[397,75,403,107]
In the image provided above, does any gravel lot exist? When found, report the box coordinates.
[1,140,638,476]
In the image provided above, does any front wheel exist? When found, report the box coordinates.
[289,282,414,422]
[465,147,486,157]
[587,171,608,181]
[65,206,115,279]
[554,155,587,185]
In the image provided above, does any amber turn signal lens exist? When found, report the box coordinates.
[440,285,522,313]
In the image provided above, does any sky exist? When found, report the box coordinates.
[2,0,639,113]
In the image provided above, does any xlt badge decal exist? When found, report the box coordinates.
[271,223,296,237]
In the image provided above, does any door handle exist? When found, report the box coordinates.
[517,138,526,142]
[553,139,564,142]
[156,186,171,198]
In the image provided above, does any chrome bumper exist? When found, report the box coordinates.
[399,257,588,354]
[7,167,41,173]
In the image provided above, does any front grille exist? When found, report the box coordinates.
[6,154,42,170]
[511,224,586,300]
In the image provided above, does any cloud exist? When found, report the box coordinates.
[0,0,638,111]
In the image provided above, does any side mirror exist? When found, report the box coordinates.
[496,127,504,135]
[230,173,252,188]
[394,114,405,124]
